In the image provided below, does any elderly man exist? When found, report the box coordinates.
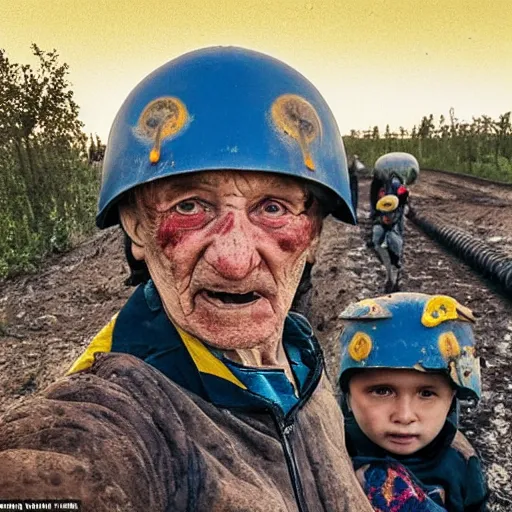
[0,47,373,511]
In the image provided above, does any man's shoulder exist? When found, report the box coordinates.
[49,352,199,413]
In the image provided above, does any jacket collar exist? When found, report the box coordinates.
[112,280,323,413]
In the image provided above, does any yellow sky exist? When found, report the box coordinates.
[1,0,511,141]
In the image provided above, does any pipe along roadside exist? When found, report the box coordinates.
[407,208,512,299]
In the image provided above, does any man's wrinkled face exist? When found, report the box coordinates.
[122,170,322,350]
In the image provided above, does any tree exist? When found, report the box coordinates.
[344,109,512,183]
[88,133,106,164]
[0,44,87,227]
[495,112,512,163]
[0,45,97,275]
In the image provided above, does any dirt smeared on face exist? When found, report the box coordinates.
[276,214,319,253]
[211,212,235,236]
[133,170,323,352]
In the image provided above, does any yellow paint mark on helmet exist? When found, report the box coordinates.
[137,97,189,164]
[376,194,399,213]
[304,154,315,171]
[339,298,392,319]
[271,94,321,172]
[149,147,160,164]
[348,332,373,362]
[422,295,460,327]
[438,331,461,360]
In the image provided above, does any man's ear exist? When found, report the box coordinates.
[306,223,323,264]
[120,206,146,261]
[306,237,319,264]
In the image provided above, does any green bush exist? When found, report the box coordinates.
[344,111,512,183]
[0,45,100,278]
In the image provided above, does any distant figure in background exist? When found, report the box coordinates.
[348,154,365,221]
[369,152,419,293]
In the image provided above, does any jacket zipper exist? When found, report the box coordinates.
[271,345,324,512]
[221,329,325,512]
[278,338,325,512]
[277,417,308,512]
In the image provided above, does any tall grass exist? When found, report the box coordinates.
[0,141,100,277]
[344,110,512,183]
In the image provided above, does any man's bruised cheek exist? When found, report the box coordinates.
[273,216,318,253]
[156,211,211,249]
[156,212,237,250]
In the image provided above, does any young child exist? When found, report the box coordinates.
[338,292,488,512]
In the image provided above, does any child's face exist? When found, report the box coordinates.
[348,368,456,456]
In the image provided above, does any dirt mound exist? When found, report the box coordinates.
[0,228,131,413]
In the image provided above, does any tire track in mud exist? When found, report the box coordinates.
[309,177,512,510]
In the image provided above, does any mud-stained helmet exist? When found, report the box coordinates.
[96,46,356,229]
[373,152,419,185]
[338,292,481,400]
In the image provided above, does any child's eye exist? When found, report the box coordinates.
[419,389,437,398]
[370,386,393,397]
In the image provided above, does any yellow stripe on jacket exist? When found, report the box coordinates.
[66,315,245,389]
[176,326,246,389]
[66,314,118,375]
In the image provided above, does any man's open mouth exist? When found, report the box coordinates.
[202,290,262,305]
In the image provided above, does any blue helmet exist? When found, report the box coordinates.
[338,292,481,400]
[373,152,419,185]
[97,46,355,229]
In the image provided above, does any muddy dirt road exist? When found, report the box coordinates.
[0,169,511,509]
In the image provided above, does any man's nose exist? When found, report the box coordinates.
[203,213,262,280]
[391,397,417,424]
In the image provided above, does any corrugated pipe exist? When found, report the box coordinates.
[407,208,512,298]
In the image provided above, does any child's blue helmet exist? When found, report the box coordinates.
[373,152,419,185]
[96,46,356,229]
[338,292,481,400]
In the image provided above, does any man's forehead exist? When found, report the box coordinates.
[158,170,307,195]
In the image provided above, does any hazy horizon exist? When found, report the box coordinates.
[2,0,511,141]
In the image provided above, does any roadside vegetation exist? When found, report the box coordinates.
[0,45,101,278]
[344,109,512,183]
